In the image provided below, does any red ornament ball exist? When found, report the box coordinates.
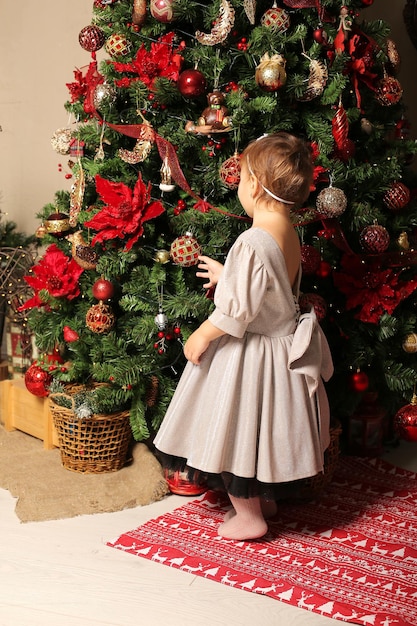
[316,260,332,279]
[334,138,356,162]
[350,370,369,393]
[92,278,115,301]
[300,245,321,275]
[312,26,328,45]
[359,224,390,253]
[394,397,417,442]
[79,25,105,52]
[383,181,410,211]
[219,153,241,189]
[150,0,174,22]
[299,293,327,323]
[261,6,290,32]
[170,233,202,267]
[177,69,207,98]
[24,363,52,398]
[86,302,116,334]
[375,76,403,106]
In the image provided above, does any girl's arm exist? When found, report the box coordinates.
[184,320,226,365]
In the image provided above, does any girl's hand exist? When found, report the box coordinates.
[184,329,211,365]
[196,255,224,289]
[184,320,226,365]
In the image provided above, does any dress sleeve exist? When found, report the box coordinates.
[208,238,268,338]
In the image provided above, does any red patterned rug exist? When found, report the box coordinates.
[108,457,417,626]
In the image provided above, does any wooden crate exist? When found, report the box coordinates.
[0,379,59,449]
[0,360,9,382]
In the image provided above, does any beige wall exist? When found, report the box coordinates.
[1,1,416,237]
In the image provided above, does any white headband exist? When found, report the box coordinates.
[246,156,295,205]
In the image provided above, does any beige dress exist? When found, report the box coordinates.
[154,228,333,497]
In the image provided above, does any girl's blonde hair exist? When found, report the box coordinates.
[241,132,313,208]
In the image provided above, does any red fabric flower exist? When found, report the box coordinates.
[84,174,165,250]
[112,32,183,90]
[19,244,84,311]
[66,62,102,105]
[333,254,417,324]
[310,141,327,190]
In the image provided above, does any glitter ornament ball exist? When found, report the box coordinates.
[219,153,241,189]
[177,69,207,98]
[300,245,321,275]
[359,224,390,253]
[316,186,347,218]
[93,83,117,109]
[255,53,287,92]
[78,25,106,52]
[383,181,410,211]
[105,33,132,57]
[375,76,403,106]
[261,5,290,32]
[51,128,73,155]
[24,363,52,397]
[299,293,327,322]
[170,233,202,267]
[86,302,116,334]
[394,395,417,442]
[402,333,417,353]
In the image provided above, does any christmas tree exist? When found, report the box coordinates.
[21,0,417,445]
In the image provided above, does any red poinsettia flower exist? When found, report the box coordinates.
[84,174,165,250]
[310,141,327,190]
[112,32,183,90]
[66,61,102,105]
[19,244,84,311]
[333,254,417,324]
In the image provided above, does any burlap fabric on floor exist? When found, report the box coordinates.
[0,425,169,523]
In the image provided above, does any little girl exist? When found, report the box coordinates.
[154,132,333,541]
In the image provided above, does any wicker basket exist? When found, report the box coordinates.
[49,385,131,474]
[278,420,342,501]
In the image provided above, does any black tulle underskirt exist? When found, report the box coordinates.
[156,451,317,501]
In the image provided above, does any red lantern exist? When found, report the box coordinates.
[394,394,417,442]
[24,363,52,398]
[348,392,386,456]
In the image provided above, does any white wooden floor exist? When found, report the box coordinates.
[1,441,416,626]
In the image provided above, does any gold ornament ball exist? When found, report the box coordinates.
[255,53,287,92]
[170,233,202,267]
[105,33,132,57]
[86,302,116,334]
[154,249,171,264]
[44,212,71,238]
[402,333,417,353]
